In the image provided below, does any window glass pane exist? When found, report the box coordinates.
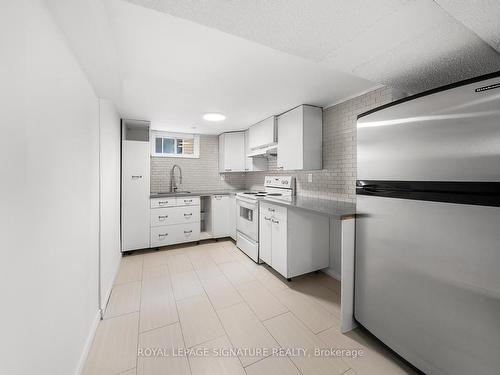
[182,138,194,154]
[155,138,162,153]
[176,139,183,154]
[163,138,175,154]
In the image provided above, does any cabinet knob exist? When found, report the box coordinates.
[132,175,143,179]
[158,215,168,220]
[184,213,193,217]
[184,230,192,234]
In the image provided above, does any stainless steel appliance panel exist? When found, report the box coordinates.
[355,195,500,375]
[357,76,500,182]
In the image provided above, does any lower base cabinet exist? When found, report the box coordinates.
[150,222,200,247]
[150,197,200,247]
[259,202,329,278]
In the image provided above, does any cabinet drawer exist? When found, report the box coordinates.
[174,222,200,244]
[260,203,287,222]
[150,223,200,247]
[151,197,176,208]
[150,226,177,247]
[151,206,200,227]
[177,196,200,206]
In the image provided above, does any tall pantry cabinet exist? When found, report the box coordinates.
[121,120,151,252]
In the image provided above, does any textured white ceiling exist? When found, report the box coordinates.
[127,0,500,94]
[98,0,379,133]
[436,0,500,52]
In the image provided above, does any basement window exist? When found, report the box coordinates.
[151,131,200,158]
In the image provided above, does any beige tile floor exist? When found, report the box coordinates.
[83,239,419,375]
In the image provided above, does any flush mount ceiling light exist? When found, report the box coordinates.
[203,113,226,122]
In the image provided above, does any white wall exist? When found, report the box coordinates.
[99,98,121,309]
[0,1,106,374]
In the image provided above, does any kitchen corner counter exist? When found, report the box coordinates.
[260,196,356,219]
[150,190,244,199]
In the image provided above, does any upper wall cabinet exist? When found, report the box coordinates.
[248,116,277,150]
[245,129,267,172]
[219,132,245,172]
[277,105,322,171]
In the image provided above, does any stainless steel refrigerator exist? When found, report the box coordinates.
[355,72,500,375]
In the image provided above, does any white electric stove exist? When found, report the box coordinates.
[235,176,295,262]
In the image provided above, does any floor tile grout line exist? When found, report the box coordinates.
[258,312,305,375]
[188,246,249,370]
[113,365,136,375]
[138,319,180,336]
[134,256,144,371]
[170,250,194,375]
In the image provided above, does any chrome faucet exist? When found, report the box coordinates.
[170,164,182,192]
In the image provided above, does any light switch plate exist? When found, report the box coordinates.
[308,173,313,183]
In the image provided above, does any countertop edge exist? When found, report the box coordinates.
[150,190,244,199]
[260,196,356,219]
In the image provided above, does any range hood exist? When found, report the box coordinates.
[247,144,277,157]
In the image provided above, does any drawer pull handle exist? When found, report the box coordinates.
[158,215,168,220]
[184,230,192,234]
[158,233,169,238]
[268,208,275,212]
[264,216,271,221]
[271,219,279,224]
[159,201,169,205]
[132,175,143,179]
[184,200,192,203]
[184,213,193,217]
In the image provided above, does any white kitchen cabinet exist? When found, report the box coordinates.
[271,214,288,276]
[150,196,200,247]
[229,194,237,240]
[258,212,272,264]
[219,132,245,172]
[259,202,329,279]
[248,116,276,150]
[245,129,267,172]
[277,105,322,171]
[211,195,231,238]
[122,140,150,251]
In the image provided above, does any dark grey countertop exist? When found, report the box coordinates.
[150,190,244,199]
[260,196,356,219]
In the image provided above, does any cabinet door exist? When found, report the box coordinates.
[277,106,303,170]
[122,141,150,251]
[245,129,268,172]
[259,213,272,264]
[229,195,237,240]
[224,132,245,172]
[271,218,288,277]
[212,195,230,238]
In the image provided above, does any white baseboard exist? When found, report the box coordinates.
[322,267,341,282]
[75,310,101,375]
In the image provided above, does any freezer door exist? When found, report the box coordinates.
[355,195,500,375]
[357,75,500,181]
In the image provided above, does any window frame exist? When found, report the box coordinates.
[150,131,200,158]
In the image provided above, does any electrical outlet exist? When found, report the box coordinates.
[308,173,313,183]
[220,174,225,181]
